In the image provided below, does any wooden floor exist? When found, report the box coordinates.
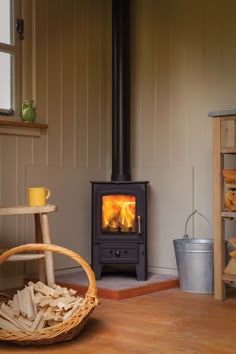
[0,287,236,353]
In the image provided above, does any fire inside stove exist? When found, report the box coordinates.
[102,195,136,233]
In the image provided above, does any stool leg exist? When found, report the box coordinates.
[40,213,55,287]
[35,214,46,284]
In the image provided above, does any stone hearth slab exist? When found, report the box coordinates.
[56,272,179,300]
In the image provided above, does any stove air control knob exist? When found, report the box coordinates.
[115,250,120,257]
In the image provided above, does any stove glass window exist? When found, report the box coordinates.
[102,195,136,233]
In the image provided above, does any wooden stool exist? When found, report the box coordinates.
[0,204,57,287]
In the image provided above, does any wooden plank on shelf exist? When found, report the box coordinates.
[221,211,236,218]
[222,274,236,282]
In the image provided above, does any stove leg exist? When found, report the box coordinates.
[136,245,147,280]
[94,263,103,280]
[136,263,147,281]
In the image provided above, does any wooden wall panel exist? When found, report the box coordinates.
[61,0,76,168]
[203,0,222,110]
[75,0,88,168]
[21,0,33,101]
[33,0,48,165]
[130,0,141,169]
[99,0,108,170]
[169,0,188,166]
[87,0,100,168]
[221,0,236,105]
[185,0,205,165]
[1,137,17,247]
[105,0,112,174]
[139,0,156,167]
[47,0,62,167]
[16,137,33,246]
[156,0,171,166]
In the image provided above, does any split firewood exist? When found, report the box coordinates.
[0,317,20,331]
[225,190,236,211]
[0,281,85,332]
[0,303,31,331]
[12,293,20,316]
[30,308,46,331]
[227,238,236,253]
[224,258,236,275]
[32,281,60,298]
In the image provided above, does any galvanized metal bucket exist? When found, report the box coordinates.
[173,238,214,294]
[173,210,214,294]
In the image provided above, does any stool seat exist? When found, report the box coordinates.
[0,204,58,287]
[0,204,57,216]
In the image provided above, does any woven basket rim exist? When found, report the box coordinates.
[0,243,98,345]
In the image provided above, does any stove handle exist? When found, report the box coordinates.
[137,215,142,234]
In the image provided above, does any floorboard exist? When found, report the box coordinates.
[0,287,236,353]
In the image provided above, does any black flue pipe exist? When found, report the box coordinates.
[111,0,131,181]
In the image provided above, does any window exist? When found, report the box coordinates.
[0,0,22,117]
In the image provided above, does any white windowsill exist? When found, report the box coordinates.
[0,118,48,137]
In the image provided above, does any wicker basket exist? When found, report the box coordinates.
[0,243,98,345]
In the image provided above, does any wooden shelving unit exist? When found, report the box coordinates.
[209,108,236,300]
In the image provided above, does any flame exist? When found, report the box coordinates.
[102,195,136,233]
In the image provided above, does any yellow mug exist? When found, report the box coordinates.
[28,187,51,207]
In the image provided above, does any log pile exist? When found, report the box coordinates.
[0,281,85,331]
[224,238,236,275]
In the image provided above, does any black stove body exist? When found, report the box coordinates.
[91,181,148,280]
[91,0,149,281]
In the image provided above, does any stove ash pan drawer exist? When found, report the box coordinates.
[100,245,138,263]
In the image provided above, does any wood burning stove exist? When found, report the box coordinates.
[91,181,148,280]
[91,0,149,280]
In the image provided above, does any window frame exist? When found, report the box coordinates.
[0,0,22,117]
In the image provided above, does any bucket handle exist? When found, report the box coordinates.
[183,209,210,239]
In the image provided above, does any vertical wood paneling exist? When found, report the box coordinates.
[33,0,48,165]
[221,0,236,105]
[1,137,17,245]
[99,0,108,170]
[47,0,62,167]
[87,0,100,168]
[21,0,33,101]
[203,0,222,110]
[170,0,188,166]
[17,137,33,246]
[131,0,141,169]
[105,0,112,173]
[156,0,171,166]
[140,0,156,167]
[186,0,205,165]
[75,0,88,168]
[61,0,76,168]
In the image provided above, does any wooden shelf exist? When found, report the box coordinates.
[0,119,48,129]
[0,119,48,137]
[210,110,236,300]
[221,148,236,154]
[222,211,236,218]
[222,274,236,282]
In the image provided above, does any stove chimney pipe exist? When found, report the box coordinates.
[111,0,131,181]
